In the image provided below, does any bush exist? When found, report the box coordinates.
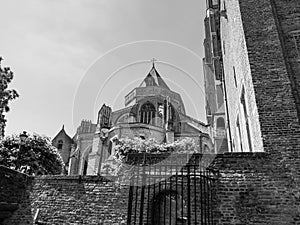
[0,133,64,175]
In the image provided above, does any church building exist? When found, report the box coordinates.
[53,62,228,175]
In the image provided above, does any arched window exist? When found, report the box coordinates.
[216,117,225,128]
[57,140,63,150]
[241,88,252,152]
[140,102,156,125]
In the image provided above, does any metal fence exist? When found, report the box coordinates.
[126,153,216,225]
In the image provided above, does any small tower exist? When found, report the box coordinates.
[52,125,73,173]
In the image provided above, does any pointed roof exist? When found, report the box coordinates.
[52,125,73,143]
[139,64,171,90]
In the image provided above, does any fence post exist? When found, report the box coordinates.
[139,153,146,225]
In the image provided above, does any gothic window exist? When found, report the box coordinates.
[98,104,111,129]
[241,88,253,152]
[83,159,88,176]
[58,140,63,150]
[291,30,300,59]
[140,102,156,125]
[108,141,112,155]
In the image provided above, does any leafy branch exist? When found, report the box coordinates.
[0,57,19,137]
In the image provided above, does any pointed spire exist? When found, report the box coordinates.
[139,58,171,90]
[62,124,65,130]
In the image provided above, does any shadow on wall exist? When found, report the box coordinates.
[0,166,129,225]
[0,166,34,225]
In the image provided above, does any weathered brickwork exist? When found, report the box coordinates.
[31,176,129,224]
[270,0,300,118]
[237,0,300,152]
[1,149,300,225]
[221,0,264,153]
[211,152,300,225]
[0,166,33,225]
[0,168,129,225]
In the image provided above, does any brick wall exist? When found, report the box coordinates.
[237,0,300,153]
[270,0,300,120]
[212,152,300,225]
[31,176,129,224]
[0,168,129,225]
[0,166,33,225]
[1,150,300,225]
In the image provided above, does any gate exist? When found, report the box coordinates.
[126,153,216,225]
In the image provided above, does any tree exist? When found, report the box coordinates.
[0,57,19,137]
[0,132,64,175]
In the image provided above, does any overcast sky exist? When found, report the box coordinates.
[0,0,207,138]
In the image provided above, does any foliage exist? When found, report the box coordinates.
[100,137,198,177]
[114,137,198,161]
[0,133,64,175]
[0,57,19,137]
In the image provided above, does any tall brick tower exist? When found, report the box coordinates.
[203,0,229,153]
[205,0,300,154]
[220,0,300,153]
[211,0,300,224]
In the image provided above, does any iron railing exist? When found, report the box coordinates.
[126,153,216,225]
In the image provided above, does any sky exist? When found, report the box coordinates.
[0,0,207,138]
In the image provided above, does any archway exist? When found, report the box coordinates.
[152,190,187,225]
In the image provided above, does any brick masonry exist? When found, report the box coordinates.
[0,166,33,225]
[31,176,129,224]
[270,0,300,118]
[212,152,300,225]
[0,169,129,225]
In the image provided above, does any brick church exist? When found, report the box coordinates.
[52,61,228,175]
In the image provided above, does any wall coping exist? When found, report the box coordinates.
[215,152,268,159]
[0,165,32,178]
[34,175,118,182]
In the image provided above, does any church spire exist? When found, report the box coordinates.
[139,58,171,90]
